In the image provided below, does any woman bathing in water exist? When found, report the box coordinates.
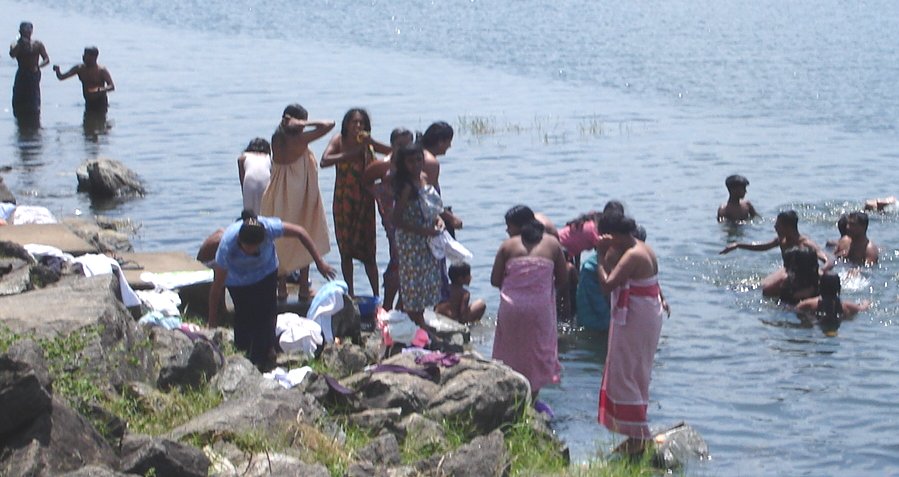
[795,273,870,336]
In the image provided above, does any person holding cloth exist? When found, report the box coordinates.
[208,210,335,369]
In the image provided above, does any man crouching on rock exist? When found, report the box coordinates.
[208,210,335,370]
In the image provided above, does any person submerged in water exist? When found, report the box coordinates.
[834,211,878,266]
[53,46,115,112]
[720,210,832,298]
[717,174,759,223]
[795,273,870,337]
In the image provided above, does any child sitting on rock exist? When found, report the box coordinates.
[434,262,486,324]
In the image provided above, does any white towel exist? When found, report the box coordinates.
[74,254,141,307]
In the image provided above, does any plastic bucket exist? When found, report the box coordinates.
[355,295,382,331]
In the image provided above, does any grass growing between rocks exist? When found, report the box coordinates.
[0,325,223,442]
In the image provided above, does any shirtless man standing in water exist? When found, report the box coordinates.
[720,210,833,297]
[834,211,878,265]
[9,21,49,118]
[53,46,115,112]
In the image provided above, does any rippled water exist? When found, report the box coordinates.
[4,1,899,474]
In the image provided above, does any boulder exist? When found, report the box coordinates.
[346,461,388,477]
[436,429,508,477]
[321,342,369,378]
[210,354,279,401]
[356,433,401,466]
[168,388,325,442]
[0,396,118,475]
[0,352,53,435]
[426,356,530,435]
[120,437,210,477]
[397,413,446,454]
[60,217,133,254]
[651,422,709,469]
[153,328,221,390]
[6,339,51,391]
[76,159,145,198]
[354,371,440,415]
[0,256,31,296]
[346,407,403,435]
[58,465,137,477]
[241,453,330,477]
[0,275,156,391]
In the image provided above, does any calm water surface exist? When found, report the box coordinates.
[3,1,899,475]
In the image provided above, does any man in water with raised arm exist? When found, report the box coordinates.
[720,210,833,297]
[9,21,49,118]
[53,46,115,112]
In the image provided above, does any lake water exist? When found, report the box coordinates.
[3,1,899,475]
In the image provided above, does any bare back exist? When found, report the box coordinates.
[491,233,567,289]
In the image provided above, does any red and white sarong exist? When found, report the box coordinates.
[598,276,663,438]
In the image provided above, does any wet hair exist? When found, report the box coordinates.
[776,210,799,232]
[598,211,637,236]
[19,22,33,32]
[725,174,750,191]
[83,46,99,57]
[781,247,819,304]
[448,262,471,284]
[282,104,308,120]
[421,121,454,149]
[817,273,843,335]
[237,209,265,245]
[340,108,372,138]
[390,127,414,147]
[244,137,271,155]
[633,225,647,242]
[504,205,544,245]
[602,200,625,216]
[847,211,869,232]
[392,143,424,198]
[837,214,849,237]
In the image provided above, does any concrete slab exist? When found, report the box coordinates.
[0,224,96,256]
[117,251,209,290]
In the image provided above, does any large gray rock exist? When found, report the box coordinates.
[426,356,530,435]
[0,256,31,296]
[241,453,330,477]
[210,354,279,401]
[321,342,369,378]
[346,407,403,435]
[153,328,221,390]
[60,217,133,254]
[76,158,145,198]
[356,433,401,466]
[436,429,508,477]
[58,465,137,476]
[0,396,118,475]
[6,339,52,391]
[169,388,325,442]
[0,275,156,391]
[354,371,440,415]
[120,437,210,477]
[397,413,446,454]
[651,422,709,469]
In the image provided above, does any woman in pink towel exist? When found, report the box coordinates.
[595,210,667,456]
[491,205,568,401]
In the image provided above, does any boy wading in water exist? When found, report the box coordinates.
[717,174,759,223]
[53,46,115,112]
